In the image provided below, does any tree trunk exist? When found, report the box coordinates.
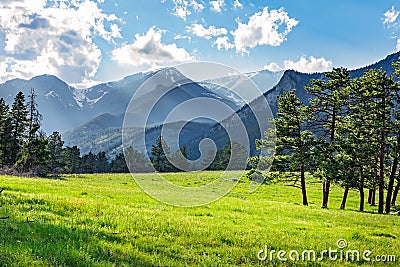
[378,92,386,214]
[322,180,330,208]
[386,134,400,213]
[340,187,349,209]
[392,183,400,206]
[386,156,398,213]
[360,167,365,212]
[323,112,335,209]
[378,140,385,214]
[300,164,308,206]
[368,189,373,205]
[359,187,365,212]
[371,188,376,206]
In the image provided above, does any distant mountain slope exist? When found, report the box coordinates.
[264,51,400,115]
[0,75,83,132]
[64,51,400,159]
[3,51,400,159]
[193,51,400,158]
[64,116,215,159]
[349,52,400,78]
[0,67,254,133]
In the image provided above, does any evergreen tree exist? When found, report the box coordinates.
[63,146,81,174]
[17,89,49,174]
[10,91,28,164]
[124,146,152,173]
[151,136,173,172]
[385,111,400,213]
[209,143,230,170]
[110,153,128,173]
[228,141,248,170]
[201,149,217,170]
[336,115,377,211]
[169,145,191,172]
[18,132,49,176]
[305,68,351,208]
[81,152,96,173]
[352,69,398,213]
[0,99,13,166]
[273,89,314,206]
[95,151,109,173]
[47,131,65,174]
[27,88,41,141]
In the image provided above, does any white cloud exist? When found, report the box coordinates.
[0,0,122,85]
[233,0,243,9]
[214,36,234,50]
[264,62,283,72]
[396,39,400,51]
[283,56,332,73]
[231,7,298,54]
[111,27,194,67]
[174,34,192,41]
[383,6,399,25]
[175,5,191,20]
[210,0,225,13]
[191,0,205,12]
[186,24,227,39]
[170,0,204,20]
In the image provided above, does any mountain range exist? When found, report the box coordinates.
[0,52,399,159]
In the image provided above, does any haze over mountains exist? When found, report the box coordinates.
[0,52,399,159]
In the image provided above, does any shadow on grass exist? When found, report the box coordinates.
[0,217,154,266]
[42,175,67,180]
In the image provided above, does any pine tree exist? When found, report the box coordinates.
[81,152,96,173]
[352,69,398,213]
[209,143,230,170]
[151,136,173,172]
[19,132,49,176]
[0,99,13,166]
[10,91,28,164]
[27,88,41,141]
[95,151,109,173]
[273,89,314,206]
[336,117,377,211]
[124,146,152,173]
[305,68,351,208]
[229,141,248,170]
[17,89,49,174]
[63,146,81,174]
[110,153,129,173]
[169,145,191,172]
[47,131,65,174]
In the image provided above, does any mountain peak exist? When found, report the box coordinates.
[29,74,66,84]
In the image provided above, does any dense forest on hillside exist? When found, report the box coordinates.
[0,91,235,176]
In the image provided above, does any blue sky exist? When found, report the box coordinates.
[0,0,399,87]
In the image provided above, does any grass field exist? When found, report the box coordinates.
[0,172,399,266]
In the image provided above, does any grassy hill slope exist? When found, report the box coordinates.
[0,173,398,266]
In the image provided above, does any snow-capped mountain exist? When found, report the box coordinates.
[2,51,399,159]
[0,67,282,133]
[62,51,400,158]
[0,75,83,132]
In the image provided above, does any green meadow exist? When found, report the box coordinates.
[0,172,399,266]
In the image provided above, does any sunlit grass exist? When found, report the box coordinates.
[0,172,399,266]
